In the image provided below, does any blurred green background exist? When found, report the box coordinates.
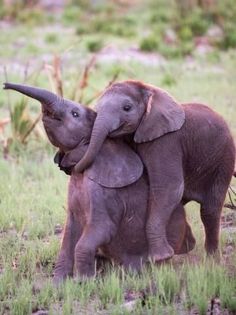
[0,0,236,150]
[0,1,236,314]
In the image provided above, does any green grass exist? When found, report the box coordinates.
[0,149,235,313]
[0,1,236,314]
[0,144,235,315]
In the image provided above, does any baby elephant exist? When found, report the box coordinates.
[75,80,236,263]
[4,83,196,281]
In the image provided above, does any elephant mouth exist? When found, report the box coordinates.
[42,108,62,121]
[109,123,132,138]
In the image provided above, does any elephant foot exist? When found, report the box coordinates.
[53,264,73,285]
[74,270,96,282]
[178,225,196,254]
[53,269,73,286]
[206,247,221,262]
[149,240,174,263]
[75,261,96,279]
[53,275,66,287]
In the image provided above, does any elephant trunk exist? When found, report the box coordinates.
[3,82,61,111]
[74,115,111,173]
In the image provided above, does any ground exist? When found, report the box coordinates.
[0,1,236,314]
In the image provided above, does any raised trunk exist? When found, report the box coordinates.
[3,83,61,110]
[74,116,110,173]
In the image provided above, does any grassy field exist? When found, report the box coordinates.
[0,1,236,314]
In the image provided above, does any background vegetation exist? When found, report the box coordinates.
[0,0,236,314]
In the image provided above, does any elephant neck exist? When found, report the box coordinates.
[123,134,137,150]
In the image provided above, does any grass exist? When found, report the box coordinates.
[0,143,235,314]
[0,1,236,314]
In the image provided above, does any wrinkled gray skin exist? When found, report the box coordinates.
[4,83,196,281]
[74,80,236,262]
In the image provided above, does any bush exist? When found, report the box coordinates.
[140,35,160,52]
[76,24,88,35]
[86,39,103,52]
[0,0,49,24]
[179,26,193,42]
[159,44,182,59]
[221,25,236,49]
[45,33,58,44]
[109,23,135,37]
[150,9,171,24]
[182,8,210,36]
[161,73,177,87]
[181,41,194,55]
[62,6,82,24]
[90,15,113,33]
[17,8,45,25]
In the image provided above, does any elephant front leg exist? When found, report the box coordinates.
[146,168,184,263]
[53,211,82,284]
[74,222,116,279]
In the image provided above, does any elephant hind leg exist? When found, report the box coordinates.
[200,169,232,254]
[200,205,222,254]
[166,203,195,255]
[178,222,196,254]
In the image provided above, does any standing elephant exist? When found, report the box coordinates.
[4,83,196,281]
[74,80,236,262]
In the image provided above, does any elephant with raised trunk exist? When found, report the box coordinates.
[74,80,236,263]
[4,83,196,281]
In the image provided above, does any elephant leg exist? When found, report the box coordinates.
[53,210,82,284]
[74,220,116,278]
[145,163,184,263]
[178,221,196,254]
[147,185,184,262]
[200,205,222,254]
[200,170,232,254]
[166,203,196,254]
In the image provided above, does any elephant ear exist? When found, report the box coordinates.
[87,139,143,188]
[54,150,73,176]
[59,145,87,171]
[59,141,144,188]
[134,88,185,143]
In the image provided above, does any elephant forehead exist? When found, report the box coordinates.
[97,94,133,111]
[68,100,87,114]
[103,83,142,101]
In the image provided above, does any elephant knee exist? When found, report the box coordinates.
[74,242,96,277]
[75,241,94,262]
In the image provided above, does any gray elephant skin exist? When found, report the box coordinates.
[74,80,236,262]
[4,83,196,281]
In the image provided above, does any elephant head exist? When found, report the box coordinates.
[74,80,185,173]
[3,82,143,188]
[3,82,95,153]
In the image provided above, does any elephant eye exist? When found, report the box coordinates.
[71,110,79,118]
[123,104,132,112]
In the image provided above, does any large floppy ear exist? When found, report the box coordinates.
[134,87,185,143]
[87,139,143,188]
